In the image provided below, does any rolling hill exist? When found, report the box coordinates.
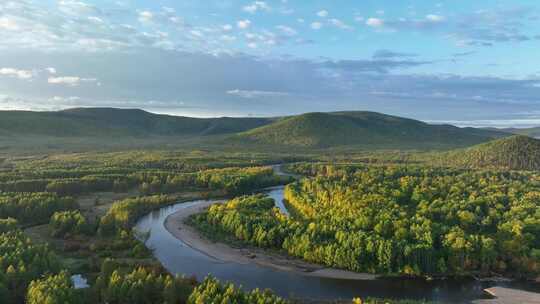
[438,135,540,170]
[0,108,509,152]
[0,108,272,138]
[233,111,507,149]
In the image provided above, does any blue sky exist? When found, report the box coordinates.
[0,0,540,127]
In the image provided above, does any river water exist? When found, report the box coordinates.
[134,168,540,303]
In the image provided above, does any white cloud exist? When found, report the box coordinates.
[329,18,353,30]
[88,16,104,24]
[48,76,97,86]
[227,89,289,99]
[222,24,233,31]
[243,1,270,14]
[162,7,175,14]
[190,30,203,38]
[0,68,34,80]
[276,25,297,36]
[46,67,57,74]
[247,42,258,49]
[220,35,236,42]
[426,14,446,22]
[138,11,154,23]
[237,19,251,29]
[366,18,384,27]
[58,0,101,16]
[311,22,323,30]
[0,17,19,30]
[317,10,328,17]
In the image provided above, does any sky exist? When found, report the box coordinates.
[0,0,540,127]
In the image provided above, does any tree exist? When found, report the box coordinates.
[49,210,91,237]
[26,271,81,304]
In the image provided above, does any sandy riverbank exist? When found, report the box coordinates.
[473,287,540,304]
[164,200,378,280]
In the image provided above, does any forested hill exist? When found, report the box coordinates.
[0,108,509,151]
[437,135,540,170]
[234,111,507,149]
[0,108,273,137]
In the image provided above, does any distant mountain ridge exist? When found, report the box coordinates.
[0,108,273,138]
[0,108,509,150]
[497,127,540,139]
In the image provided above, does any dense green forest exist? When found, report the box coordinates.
[0,151,310,303]
[1,146,539,303]
[436,135,540,170]
[193,163,540,276]
[0,231,62,303]
[26,271,81,304]
[0,192,77,225]
[0,152,296,196]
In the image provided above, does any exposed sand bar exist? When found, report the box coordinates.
[473,287,540,304]
[164,200,378,280]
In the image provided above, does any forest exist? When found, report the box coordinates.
[1,149,539,303]
[0,152,307,303]
[192,163,540,276]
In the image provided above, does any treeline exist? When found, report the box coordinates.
[0,166,289,198]
[188,276,288,304]
[93,259,196,304]
[15,150,303,172]
[0,175,136,196]
[0,192,77,224]
[136,166,290,195]
[99,195,176,235]
[0,167,137,182]
[190,195,289,249]
[193,164,540,276]
[77,258,285,304]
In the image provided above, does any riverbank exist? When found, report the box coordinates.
[473,287,540,304]
[164,200,378,280]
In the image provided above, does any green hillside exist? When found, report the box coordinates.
[0,108,272,138]
[438,135,540,170]
[0,108,511,153]
[234,111,506,149]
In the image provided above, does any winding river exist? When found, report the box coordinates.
[134,166,540,303]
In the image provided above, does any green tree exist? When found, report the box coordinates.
[26,271,81,304]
